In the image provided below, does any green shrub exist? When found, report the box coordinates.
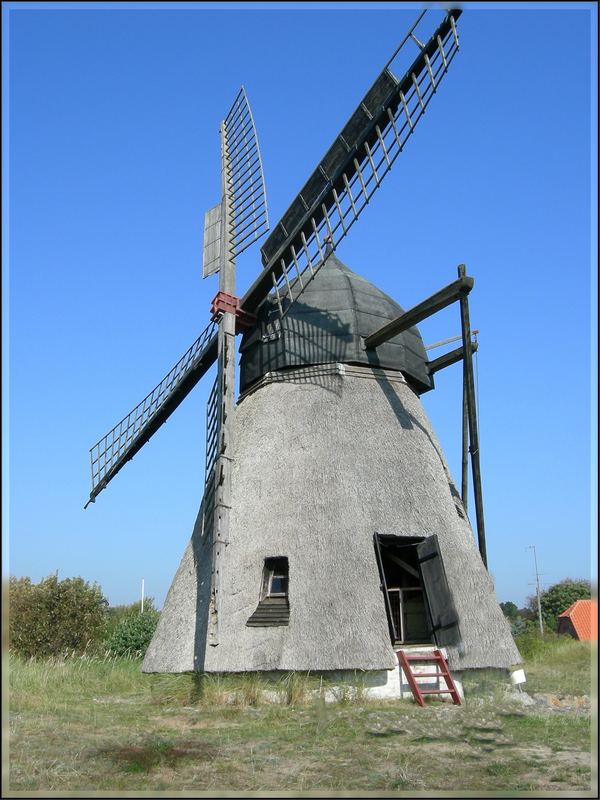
[9,574,108,658]
[513,629,567,660]
[105,608,160,657]
[500,601,519,621]
[511,616,536,637]
[103,598,156,643]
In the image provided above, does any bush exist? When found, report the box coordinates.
[105,607,160,657]
[103,598,156,642]
[9,574,108,658]
[514,629,552,659]
[510,616,536,637]
[500,600,536,637]
[514,627,592,667]
[500,601,519,621]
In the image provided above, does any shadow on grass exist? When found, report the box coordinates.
[408,734,458,744]
[97,737,217,773]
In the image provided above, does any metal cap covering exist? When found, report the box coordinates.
[239,255,432,395]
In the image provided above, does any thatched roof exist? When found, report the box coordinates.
[239,255,432,395]
[144,362,520,674]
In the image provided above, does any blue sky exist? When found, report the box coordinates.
[3,2,597,610]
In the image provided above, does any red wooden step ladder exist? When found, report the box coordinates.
[396,648,462,706]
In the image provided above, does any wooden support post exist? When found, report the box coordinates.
[425,339,475,513]
[458,264,487,568]
[209,120,237,646]
[364,275,473,350]
[427,341,477,375]
[461,371,468,512]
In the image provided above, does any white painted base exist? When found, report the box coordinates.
[260,646,465,703]
[321,647,464,703]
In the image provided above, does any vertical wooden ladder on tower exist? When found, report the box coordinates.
[396,649,462,706]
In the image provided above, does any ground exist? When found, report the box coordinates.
[5,636,597,796]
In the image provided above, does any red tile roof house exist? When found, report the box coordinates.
[556,599,598,641]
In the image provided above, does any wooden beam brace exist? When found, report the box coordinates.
[461,369,469,512]
[383,551,420,579]
[363,273,474,349]
[427,340,478,375]
[457,264,487,569]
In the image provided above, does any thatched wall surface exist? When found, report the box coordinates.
[143,363,519,674]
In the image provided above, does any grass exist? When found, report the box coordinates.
[6,638,596,795]
[513,630,595,695]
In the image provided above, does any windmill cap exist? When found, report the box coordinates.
[239,254,432,395]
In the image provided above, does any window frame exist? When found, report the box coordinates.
[261,557,289,600]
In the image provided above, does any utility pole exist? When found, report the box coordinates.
[141,578,145,613]
[528,546,544,635]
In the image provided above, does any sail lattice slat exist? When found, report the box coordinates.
[224,87,269,258]
[242,9,461,318]
[87,320,218,506]
[204,373,222,485]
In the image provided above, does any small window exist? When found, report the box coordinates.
[247,557,290,627]
[261,310,282,342]
[262,557,289,598]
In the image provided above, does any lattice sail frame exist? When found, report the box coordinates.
[204,372,221,485]
[86,321,217,506]
[203,87,269,276]
[86,11,462,507]
[243,9,461,319]
[225,86,269,257]
[200,373,221,545]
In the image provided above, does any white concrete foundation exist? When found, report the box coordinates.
[230,647,466,704]
[318,647,465,702]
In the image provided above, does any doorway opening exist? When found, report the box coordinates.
[374,532,461,649]
[374,535,432,645]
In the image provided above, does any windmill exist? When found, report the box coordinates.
[87,8,520,691]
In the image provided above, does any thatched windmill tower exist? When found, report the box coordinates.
[143,252,519,681]
[86,8,520,696]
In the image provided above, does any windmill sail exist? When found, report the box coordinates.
[86,321,218,507]
[204,87,270,646]
[241,8,462,319]
[85,10,459,505]
[202,86,269,277]
[87,89,269,508]
[225,86,269,257]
